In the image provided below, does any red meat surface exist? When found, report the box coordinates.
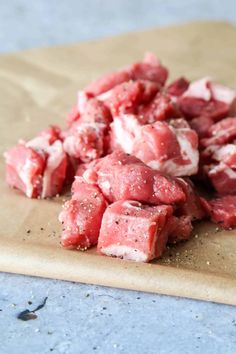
[189,116,213,138]
[201,117,236,147]
[132,119,199,176]
[59,177,107,249]
[83,150,186,205]
[63,122,106,162]
[5,130,67,198]
[97,200,173,262]
[211,144,236,167]
[98,80,160,116]
[204,162,236,196]
[175,178,206,221]
[167,77,189,97]
[168,215,193,244]
[79,98,112,127]
[138,92,179,123]
[203,195,236,229]
[5,144,46,198]
[129,52,168,86]
[178,77,235,120]
[85,69,132,96]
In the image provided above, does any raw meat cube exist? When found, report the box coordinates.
[84,52,167,97]
[63,122,106,162]
[178,77,235,120]
[66,94,112,128]
[167,77,189,97]
[211,144,236,167]
[132,119,199,177]
[175,178,206,221]
[98,80,160,116]
[189,116,213,138]
[5,130,67,198]
[83,150,186,205]
[110,114,142,154]
[179,97,229,121]
[203,195,236,229]
[201,117,236,147]
[59,177,107,249]
[85,69,132,96]
[129,52,168,86]
[204,162,236,196]
[138,93,179,123]
[26,135,67,198]
[79,98,112,127]
[5,144,46,198]
[168,215,193,244]
[97,200,173,262]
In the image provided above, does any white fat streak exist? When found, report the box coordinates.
[209,162,236,179]
[111,114,141,154]
[97,89,113,101]
[63,135,78,157]
[75,122,105,133]
[99,180,111,193]
[148,127,199,176]
[101,245,148,262]
[174,128,199,175]
[77,90,89,114]
[210,83,236,104]
[42,140,66,198]
[212,144,236,162]
[183,77,211,101]
[122,200,142,209]
[19,157,35,197]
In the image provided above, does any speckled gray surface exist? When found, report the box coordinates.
[0,1,236,354]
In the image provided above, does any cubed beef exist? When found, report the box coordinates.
[5,130,67,198]
[5,144,46,198]
[132,119,199,177]
[98,80,160,116]
[175,178,206,220]
[129,52,168,86]
[204,162,236,196]
[63,122,106,162]
[203,195,236,229]
[201,117,236,147]
[211,144,236,167]
[97,200,173,262]
[59,177,107,249]
[110,114,142,154]
[168,215,193,244]
[85,70,132,96]
[189,116,214,138]
[167,77,190,97]
[138,93,179,123]
[178,77,235,120]
[83,150,186,205]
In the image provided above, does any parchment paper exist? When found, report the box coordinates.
[0,21,235,305]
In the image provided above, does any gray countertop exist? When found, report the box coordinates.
[0,1,236,353]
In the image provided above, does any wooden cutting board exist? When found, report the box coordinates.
[0,21,236,305]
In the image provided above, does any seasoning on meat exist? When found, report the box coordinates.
[59,177,107,249]
[98,200,173,262]
[83,150,186,205]
[4,52,236,263]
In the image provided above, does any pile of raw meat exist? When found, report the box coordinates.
[4,53,236,262]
